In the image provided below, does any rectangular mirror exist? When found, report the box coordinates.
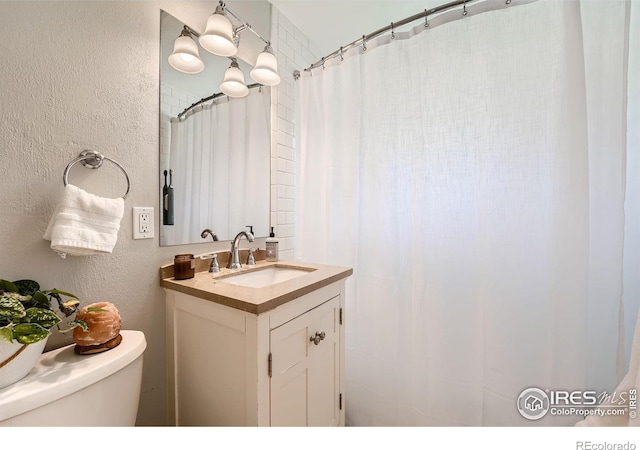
[160,8,271,246]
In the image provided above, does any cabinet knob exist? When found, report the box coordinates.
[310,331,326,345]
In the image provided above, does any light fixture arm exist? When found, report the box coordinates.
[222,3,270,46]
[181,25,200,39]
[234,24,248,35]
[195,1,270,48]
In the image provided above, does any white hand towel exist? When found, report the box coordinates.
[43,184,125,258]
[575,310,640,426]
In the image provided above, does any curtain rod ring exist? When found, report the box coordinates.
[424,9,430,28]
[362,35,367,52]
[463,0,468,16]
[391,22,395,40]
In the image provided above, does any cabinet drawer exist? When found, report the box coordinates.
[269,282,341,330]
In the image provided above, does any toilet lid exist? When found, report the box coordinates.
[0,330,146,422]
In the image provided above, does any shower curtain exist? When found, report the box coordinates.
[165,89,270,245]
[296,0,636,426]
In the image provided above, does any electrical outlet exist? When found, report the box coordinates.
[133,207,154,239]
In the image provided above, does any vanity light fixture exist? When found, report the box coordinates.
[168,26,205,74]
[167,1,281,93]
[220,58,249,98]
[250,45,281,86]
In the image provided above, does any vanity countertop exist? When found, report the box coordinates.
[160,260,353,314]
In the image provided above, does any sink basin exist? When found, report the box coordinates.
[220,266,315,288]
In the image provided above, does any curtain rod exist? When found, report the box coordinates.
[177,83,264,120]
[294,0,512,78]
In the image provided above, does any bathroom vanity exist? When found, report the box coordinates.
[160,256,352,426]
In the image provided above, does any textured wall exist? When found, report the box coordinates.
[0,0,269,426]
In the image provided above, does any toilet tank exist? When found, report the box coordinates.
[0,330,146,426]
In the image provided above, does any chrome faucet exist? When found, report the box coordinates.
[201,228,218,242]
[228,230,255,269]
[201,229,220,272]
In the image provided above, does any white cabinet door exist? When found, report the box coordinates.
[270,296,340,426]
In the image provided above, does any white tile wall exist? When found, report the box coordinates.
[270,7,322,260]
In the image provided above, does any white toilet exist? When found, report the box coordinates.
[0,330,146,426]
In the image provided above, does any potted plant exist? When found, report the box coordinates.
[0,278,87,389]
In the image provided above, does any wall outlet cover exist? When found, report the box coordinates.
[133,207,154,239]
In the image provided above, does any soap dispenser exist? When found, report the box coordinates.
[265,227,279,262]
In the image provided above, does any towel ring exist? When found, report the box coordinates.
[63,150,131,200]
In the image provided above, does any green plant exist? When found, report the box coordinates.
[0,278,88,344]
